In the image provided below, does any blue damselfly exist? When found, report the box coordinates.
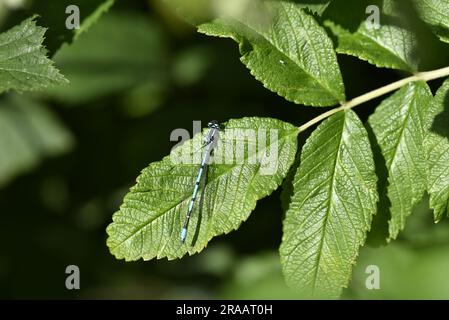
[181,120,221,243]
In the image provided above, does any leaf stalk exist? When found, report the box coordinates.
[298,66,449,133]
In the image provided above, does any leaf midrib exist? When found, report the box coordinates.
[310,113,345,293]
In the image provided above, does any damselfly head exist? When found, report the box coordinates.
[207,120,220,130]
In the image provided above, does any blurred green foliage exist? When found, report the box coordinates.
[46,11,169,105]
[0,0,448,299]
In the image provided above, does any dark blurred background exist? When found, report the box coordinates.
[0,0,448,299]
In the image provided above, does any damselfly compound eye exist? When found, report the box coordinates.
[207,120,220,129]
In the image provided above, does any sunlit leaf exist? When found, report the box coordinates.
[413,0,449,44]
[325,0,419,72]
[198,1,345,106]
[280,110,378,298]
[424,79,449,221]
[107,117,298,260]
[0,17,67,94]
[369,82,432,239]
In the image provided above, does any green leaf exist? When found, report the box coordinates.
[163,0,333,25]
[28,0,116,54]
[45,12,168,104]
[162,0,215,25]
[0,17,67,94]
[325,1,419,72]
[368,82,432,239]
[74,0,115,40]
[283,0,333,16]
[198,1,345,107]
[107,117,298,261]
[424,79,449,221]
[280,110,378,298]
[412,0,449,44]
[0,93,74,187]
